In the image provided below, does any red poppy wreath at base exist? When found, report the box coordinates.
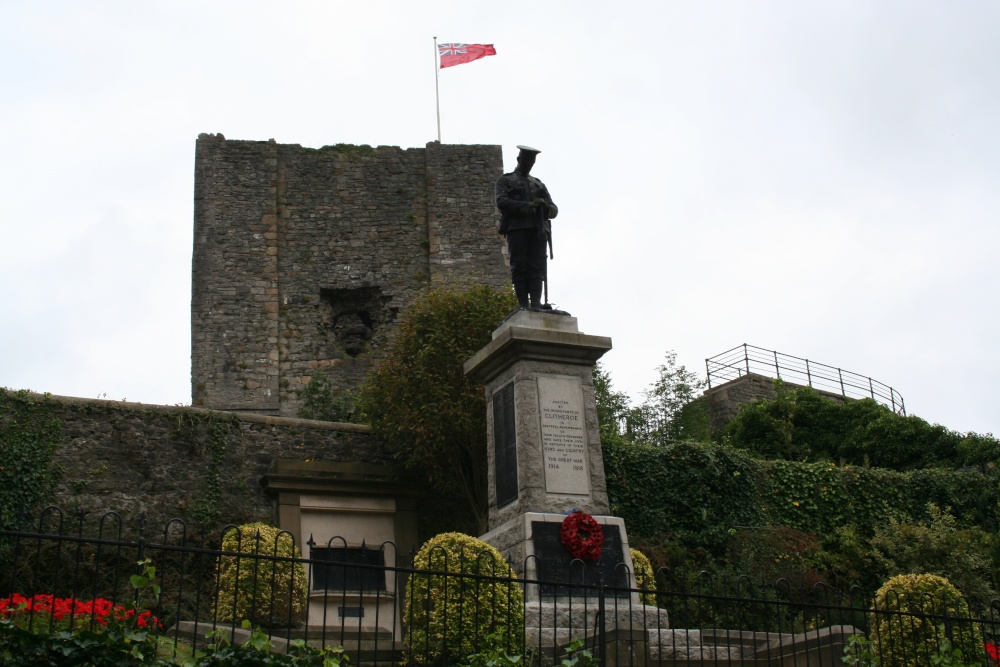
[560,511,605,561]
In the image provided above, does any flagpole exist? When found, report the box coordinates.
[433,36,442,143]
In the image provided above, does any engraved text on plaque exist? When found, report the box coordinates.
[536,376,589,495]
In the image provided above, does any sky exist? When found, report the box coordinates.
[2,1,998,434]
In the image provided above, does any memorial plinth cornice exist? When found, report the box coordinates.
[464,325,612,384]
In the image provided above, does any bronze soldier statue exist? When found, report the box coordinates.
[495,145,558,310]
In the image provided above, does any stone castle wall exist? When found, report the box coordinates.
[192,136,508,416]
[31,392,386,529]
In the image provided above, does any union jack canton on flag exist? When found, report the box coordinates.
[439,43,497,69]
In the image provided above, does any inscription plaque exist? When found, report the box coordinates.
[536,376,589,495]
[339,606,364,618]
[492,383,517,507]
[531,521,628,597]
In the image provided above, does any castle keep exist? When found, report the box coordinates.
[191,135,508,416]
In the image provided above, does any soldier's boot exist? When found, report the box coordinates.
[529,281,550,310]
[514,281,530,309]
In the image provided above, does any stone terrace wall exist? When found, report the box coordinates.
[192,136,508,417]
[28,393,387,529]
[706,373,845,432]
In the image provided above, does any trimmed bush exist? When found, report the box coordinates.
[216,523,307,628]
[603,439,998,558]
[630,548,656,605]
[871,573,982,667]
[403,532,524,666]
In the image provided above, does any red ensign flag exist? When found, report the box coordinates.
[438,43,496,68]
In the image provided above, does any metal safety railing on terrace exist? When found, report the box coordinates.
[706,344,906,416]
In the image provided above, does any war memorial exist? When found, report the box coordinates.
[186,135,860,662]
[0,135,887,666]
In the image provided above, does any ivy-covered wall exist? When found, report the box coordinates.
[0,389,387,530]
[604,439,998,551]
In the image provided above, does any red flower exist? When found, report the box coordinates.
[0,592,158,631]
[560,511,605,561]
[986,642,1000,665]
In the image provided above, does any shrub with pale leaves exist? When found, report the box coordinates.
[872,573,982,667]
[216,523,307,628]
[404,532,523,666]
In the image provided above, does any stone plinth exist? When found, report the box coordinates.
[463,311,613,530]
[465,313,660,644]
[480,511,638,604]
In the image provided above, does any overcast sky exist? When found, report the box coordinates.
[3,1,998,434]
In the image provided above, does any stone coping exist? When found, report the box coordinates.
[16,391,371,433]
[464,326,612,383]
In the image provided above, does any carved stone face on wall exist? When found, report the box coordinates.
[331,311,373,357]
[319,286,396,359]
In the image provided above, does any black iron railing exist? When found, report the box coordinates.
[706,344,906,416]
[5,509,998,666]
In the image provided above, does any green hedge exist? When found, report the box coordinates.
[604,440,763,550]
[604,440,998,552]
[717,384,994,471]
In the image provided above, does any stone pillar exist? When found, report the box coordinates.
[465,310,664,645]
[464,312,638,595]
[464,310,612,528]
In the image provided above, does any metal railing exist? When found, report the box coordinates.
[6,509,999,666]
[706,344,906,416]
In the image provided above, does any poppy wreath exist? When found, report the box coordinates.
[560,511,604,561]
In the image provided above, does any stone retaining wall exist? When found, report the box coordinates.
[706,374,846,432]
[23,392,387,530]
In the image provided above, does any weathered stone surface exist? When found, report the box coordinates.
[465,313,612,529]
[481,512,637,603]
[524,599,667,647]
[531,520,627,595]
[192,135,508,417]
[647,625,861,664]
[31,392,387,529]
[536,375,589,495]
[706,373,847,432]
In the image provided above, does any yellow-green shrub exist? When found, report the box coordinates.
[630,548,656,605]
[216,523,307,628]
[871,573,982,667]
[403,532,524,666]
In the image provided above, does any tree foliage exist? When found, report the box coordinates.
[718,383,998,470]
[358,285,517,534]
[631,351,710,444]
[604,437,999,583]
[296,370,359,423]
[593,363,632,447]
[597,359,1000,596]
[870,504,996,612]
[593,351,710,448]
[603,439,764,552]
